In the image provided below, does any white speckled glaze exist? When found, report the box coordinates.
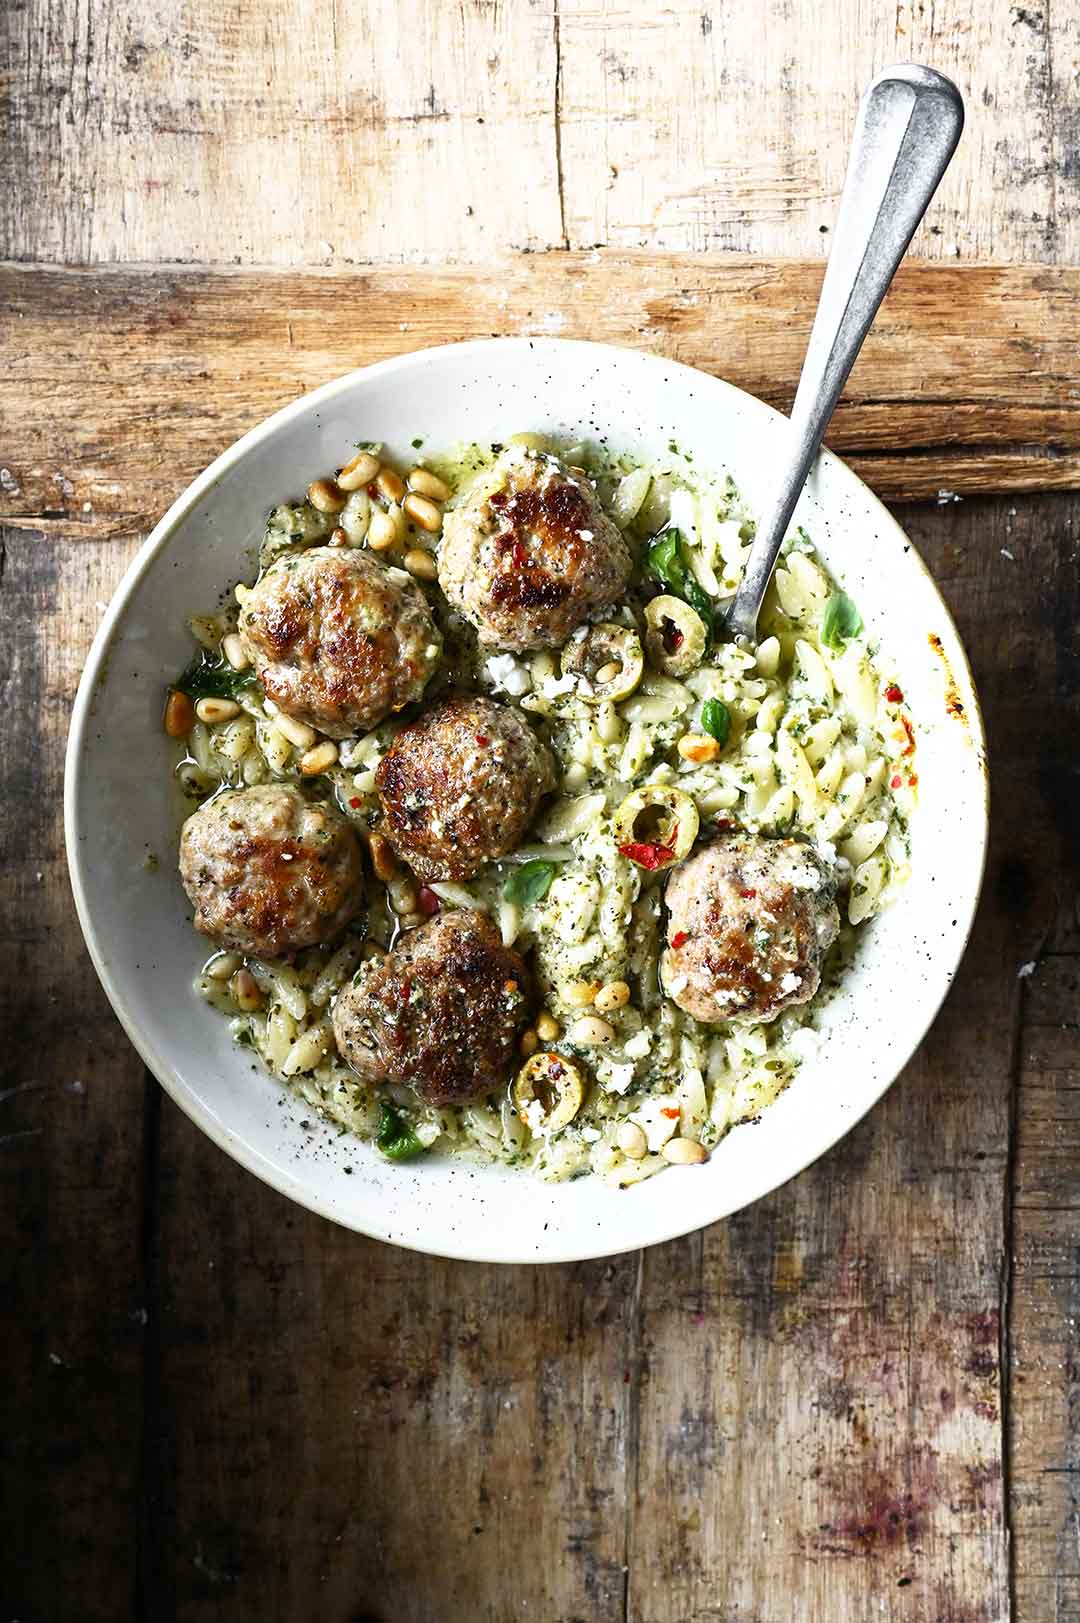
[65,339,988,1263]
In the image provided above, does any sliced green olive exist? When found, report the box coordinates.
[613,784,700,869]
[512,1052,587,1134]
[643,595,707,677]
[561,623,644,703]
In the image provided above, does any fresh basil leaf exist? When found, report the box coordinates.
[820,591,863,651]
[700,697,731,746]
[176,653,255,703]
[646,531,684,590]
[503,859,555,908]
[376,1101,426,1161]
[683,575,714,638]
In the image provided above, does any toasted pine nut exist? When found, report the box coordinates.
[408,467,451,502]
[568,1014,615,1046]
[662,1136,708,1166]
[520,1027,539,1057]
[678,733,720,764]
[195,697,241,724]
[535,1011,561,1042]
[367,508,400,551]
[328,526,348,547]
[595,979,630,1014]
[308,477,346,513]
[616,1120,648,1160]
[206,951,241,980]
[594,661,620,685]
[272,712,317,750]
[163,689,194,738]
[367,833,400,883]
[403,547,438,581]
[388,875,419,915]
[336,450,380,492]
[566,981,599,1008]
[222,633,250,670]
[376,468,406,504]
[231,969,263,1012]
[403,493,442,533]
[299,740,339,776]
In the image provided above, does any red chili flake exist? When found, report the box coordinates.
[349,796,362,808]
[511,540,528,567]
[740,887,757,900]
[714,818,735,832]
[671,930,689,950]
[901,716,916,755]
[417,886,440,916]
[399,978,412,1004]
[908,771,919,789]
[890,774,903,789]
[619,840,674,871]
[885,684,904,704]
[475,734,490,746]
[660,1107,681,1120]
[366,484,379,498]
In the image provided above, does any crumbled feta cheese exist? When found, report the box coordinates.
[579,1125,601,1142]
[541,672,577,698]
[623,1029,652,1060]
[601,1061,636,1095]
[778,971,802,995]
[630,1097,682,1152]
[485,653,532,697]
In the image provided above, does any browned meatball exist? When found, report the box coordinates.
[662,834,839,1024]
[238,547,441,738]
[179,784,365,957]
[332,910,533,1106]
[438,446,633,651]
[375,695,555,882]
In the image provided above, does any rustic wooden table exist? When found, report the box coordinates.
[3,2,1080,1618]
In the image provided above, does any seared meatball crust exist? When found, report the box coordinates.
[438,446,633,651]
[375,695,556,883]
[663,834,839,1024]
[179,784,365,958]
[238,546,441,738]
[332,910,533,1106]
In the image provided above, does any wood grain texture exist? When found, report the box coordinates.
[5,257,1080,541]
[4,0,1080,268]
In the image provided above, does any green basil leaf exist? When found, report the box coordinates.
[646,531,685,590]
[376,1101,426,1161]
[700,697,731,746]
[503,859,555,908]
[683,575,714,638]
[820,591,863,651]
[176,653,255,703]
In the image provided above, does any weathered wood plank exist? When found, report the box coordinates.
[5,258,1080,543]
[0,529,149,1620]
[4,0,1080,267]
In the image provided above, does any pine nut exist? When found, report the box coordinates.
[565,981,599,1008]
[662,1136,708,1166]
[407,467,450,502]
[163,689,194,738]
[594,661,620,685]
[336,450,380,492]
[308,477,346,513]
[299,740,339,776]
[231,968,263,1011]
[568,1015,615,1046]
[403,493,442,533]
[367,508,400,551]
[206,951,241,980]
[595,980,630,1014]
[535,1011,561,1042]
[520,1027,539,1057]
[195,697,241,724]
[222,633,250,670]
[616,1120,648,1160]
[375,468,406,504]
[367,833,400,882]
[678,734,720,764]
[272,712,317,750]
[403,547,438,581]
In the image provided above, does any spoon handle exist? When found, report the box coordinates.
[724,65,964,643]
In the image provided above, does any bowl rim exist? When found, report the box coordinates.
[64,336,989,1261]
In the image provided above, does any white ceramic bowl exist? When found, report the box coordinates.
[65,338,987,1263]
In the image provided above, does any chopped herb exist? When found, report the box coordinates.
[176,652,255,703]
[646,529,714,639]
[376,1101,426,1161]
[503,859,555,907]
[411,437,424,449]
[235,1029,253,1048]
[820,591,863,651]
[700,697,731,747]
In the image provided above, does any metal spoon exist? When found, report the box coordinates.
[723,65,964,644]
